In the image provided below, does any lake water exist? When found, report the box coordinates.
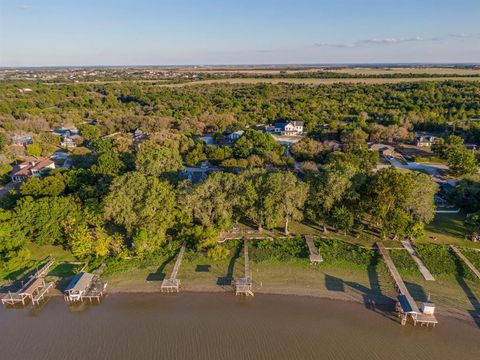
[0,293,479,360]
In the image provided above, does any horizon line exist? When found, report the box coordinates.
[2,61,480,70]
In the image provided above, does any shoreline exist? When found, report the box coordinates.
[40,279,478,326]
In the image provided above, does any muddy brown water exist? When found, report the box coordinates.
[0,293,478,360]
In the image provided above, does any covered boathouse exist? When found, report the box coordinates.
[64,272,95,302]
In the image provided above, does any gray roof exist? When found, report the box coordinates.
[64,272,94,293]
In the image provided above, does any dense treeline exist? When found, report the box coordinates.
[1,81,480,140]
[0,131,437,272]
[0,79,474,274]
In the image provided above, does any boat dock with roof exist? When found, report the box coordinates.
[64,263,107,303]
[161,242,187,293]
[376,242,437,327]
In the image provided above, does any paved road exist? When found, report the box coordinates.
[0,181,16,196]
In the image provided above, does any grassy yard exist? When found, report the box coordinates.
[0,244,78,286]
[423,213,480,248]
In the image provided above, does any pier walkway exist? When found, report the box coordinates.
[304,236,323,263]
[2,259,55,306]
[401,240,435,281]
[161,242,187,293]
[376,242,437,327]
[450,245,480,280]
[235,239,253,296]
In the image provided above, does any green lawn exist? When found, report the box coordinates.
[0,244,78,285]
[423,213,480,248]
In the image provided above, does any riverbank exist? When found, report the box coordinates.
[101,254,480,325]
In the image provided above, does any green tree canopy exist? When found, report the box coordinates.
[233,129,284,158]
[135,140,183,176]
[103,172,177,253]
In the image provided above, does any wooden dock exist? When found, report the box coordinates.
[64,263,107,303]
[161,242,186,293]
[401,240,435,281]
[305,236,323,263]
[235,239,254,296]
[376,242,437,327]
[218,229,274,243]
[450,245,480,280]
[1,259,55,306]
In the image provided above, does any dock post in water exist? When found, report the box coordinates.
[450,245,480,280]
[376,242,437,327]
[235,239,254,296]
[161,242,187,293]
[304,236,323,264]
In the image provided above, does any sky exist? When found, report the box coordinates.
[0,0,479,67]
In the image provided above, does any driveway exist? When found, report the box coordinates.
[386,158,448,176]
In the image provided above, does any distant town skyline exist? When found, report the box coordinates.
[1,0,480,67]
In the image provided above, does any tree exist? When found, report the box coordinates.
[183,172,241,229]
[363,168,437,238]
[13,196,81,245]
[26,143,42,157]
[103,172,177,253]
[448,147,478,176]
[78,124,101,142]
[233,129,284,158]
[306,156,359,227]
[432,135,477,175]
[260,172,308,234]
[0,163,12,185]
[20,174,66,197]
[135,140,183,176]
[91,150,126,177]
[185,142,207,167]
[340,128,368,153]
[432,135,464,159]
[290,138,323,161]
[67,222,95,258]
[331,205,354,234]
[0,133,8,151]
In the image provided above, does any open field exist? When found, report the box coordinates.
[166,77,480,87]
[328,67,480,76]
[173,66,480,76]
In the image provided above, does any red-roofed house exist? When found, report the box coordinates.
[10,158,55,183]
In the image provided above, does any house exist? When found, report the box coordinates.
[10,158,55,182]
[274,121,304,136]
[11,134,33,146]
[369,143,396,157]
[416,135,437,147]
[64,272,95,302]
[227,130,244,142]
[52,127,80,137]
[60,134,79,149]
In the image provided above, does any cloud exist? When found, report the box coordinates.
[17,4,32,10]
[449,33,469,38]
[315,36,428,48]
